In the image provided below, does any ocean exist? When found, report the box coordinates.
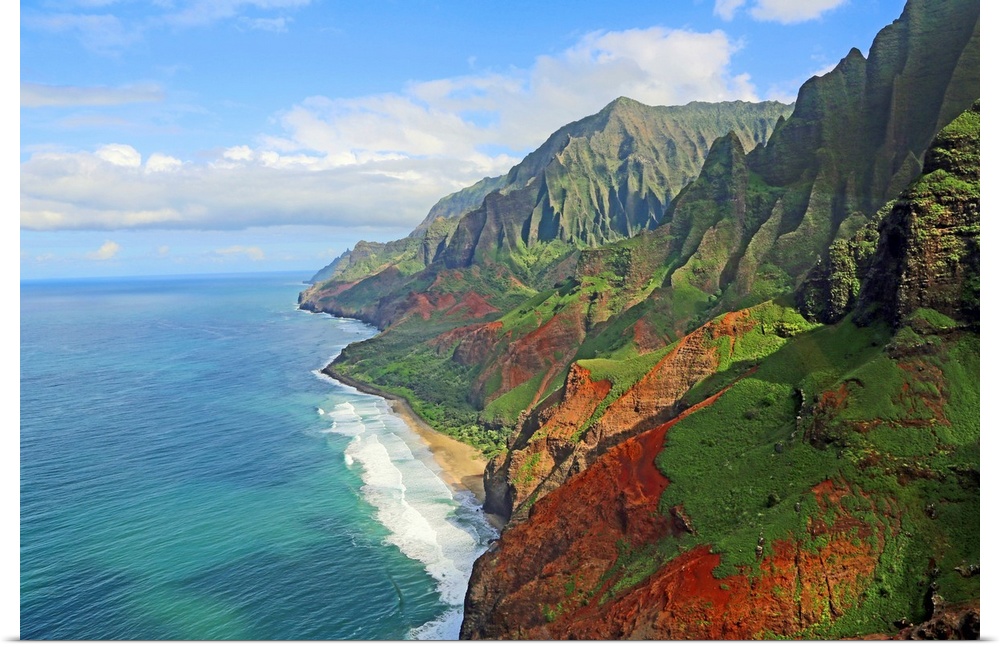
[19,271,496,640]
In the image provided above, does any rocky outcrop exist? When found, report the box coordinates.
[462,402,700,639]
[432,321,503,368]
[891,601,980,640]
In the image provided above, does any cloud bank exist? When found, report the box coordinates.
[214,245,265,260]
[21,26,760,232]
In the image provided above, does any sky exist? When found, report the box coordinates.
[17,0,924,279]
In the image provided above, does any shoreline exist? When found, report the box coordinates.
[322,365,505,528]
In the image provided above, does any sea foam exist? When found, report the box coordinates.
[319,382,497,639]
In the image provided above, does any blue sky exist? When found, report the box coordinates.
[18,0,915,279]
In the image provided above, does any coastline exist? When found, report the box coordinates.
[322,365,504,528]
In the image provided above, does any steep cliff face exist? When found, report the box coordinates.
[464,465,890,639]
[309,175,508,285]
[463,396,715,639]
[464,313,979,638]
[799,102,980,326]
[644,0,979,328]
[855,103,979,328]
[461,103,980,641]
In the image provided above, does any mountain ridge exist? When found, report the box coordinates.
[302,98,792,296]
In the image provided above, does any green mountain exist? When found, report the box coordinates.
[461,99,979,640]
[435,0,978,523]
[439,98,792,274]
[298,99,791,450]
[301,98,792,321]
[634,0,980,332]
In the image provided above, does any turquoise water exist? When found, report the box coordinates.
[20,272,495,640]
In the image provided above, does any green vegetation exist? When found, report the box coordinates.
[334,324,512,457]
[653,313,978,636]
[482,371,547,427]
[681,301,820,406]
[513,451,543,487]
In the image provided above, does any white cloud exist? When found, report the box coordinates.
[21,150,482,230]
[145,154,183,173]
[214,245,265,260]
[751,0,847,23]
[21,82,164,108]
[720,0,848,24]
[267,26,756,158]
[714,0,747,21]
[20,25,762,233]
[86,240,121,260]
[157,245,170,256]
[95,144,142,167]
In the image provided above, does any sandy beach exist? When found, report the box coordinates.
[322,366,504,527]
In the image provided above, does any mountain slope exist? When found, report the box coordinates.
[647,0,979,325]
[309,174,508,284]
[461,102,980,639]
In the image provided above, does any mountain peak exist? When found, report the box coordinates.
[601,95,645,114]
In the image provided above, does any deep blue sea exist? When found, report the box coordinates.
[20,272,496,640]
